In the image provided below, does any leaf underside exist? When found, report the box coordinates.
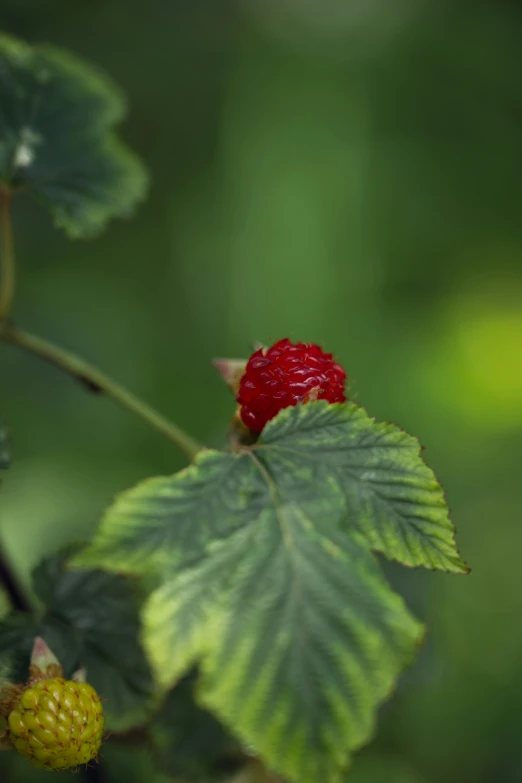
[72,401,468,782]
[0,33,148,237]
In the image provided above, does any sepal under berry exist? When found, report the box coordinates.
[28,636,63,683]
[212,343,266,396]
[213,358,248,395]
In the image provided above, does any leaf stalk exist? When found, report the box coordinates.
[0,187,15,321]
[0,199,203,461]
[0,323,203,461]
[0,543,32,612]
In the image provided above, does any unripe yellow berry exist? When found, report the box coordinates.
[8,677,104,770]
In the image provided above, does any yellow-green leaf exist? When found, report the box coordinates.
[259,401,468,573]
[73,401,467,781]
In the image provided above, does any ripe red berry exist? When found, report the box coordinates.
[237,338,347,432]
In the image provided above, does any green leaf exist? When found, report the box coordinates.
[144,506,423,783]
[74,402,466,577]
[150,671,242,782]
[73,400,467,781]
[259,402,468,573]
[0,33,147,237]
[71,449,267,575]
[0,548,154,730]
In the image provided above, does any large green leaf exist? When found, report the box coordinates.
[259,402,468,573]
[144,506,423,783]
[0,33,147,237]
[71,449,267,575]
[74,401,467,577]
[72,400,467,781]
[0,548,154,730]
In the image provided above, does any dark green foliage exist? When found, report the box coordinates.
[0,548,154,730]
[150,672,242,782]
[0,33,147,237]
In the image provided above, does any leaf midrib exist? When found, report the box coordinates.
[247,451,320,716]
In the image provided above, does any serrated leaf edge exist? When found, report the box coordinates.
[257,401,469,575]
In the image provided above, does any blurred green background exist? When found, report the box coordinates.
[1,0,522,781]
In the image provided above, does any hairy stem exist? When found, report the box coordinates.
[0,187,15,320]
[0,324,203,460]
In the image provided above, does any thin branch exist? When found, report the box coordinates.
[0,543,32,612]
[0,323,203,461]
[0,187,15,320]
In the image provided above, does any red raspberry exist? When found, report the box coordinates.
[237,338,347,432]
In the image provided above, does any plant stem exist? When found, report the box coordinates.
[1,324,203,461]
[0,187,15,320]
[0,543,31,612]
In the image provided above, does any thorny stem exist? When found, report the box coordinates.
[0,187,15,320]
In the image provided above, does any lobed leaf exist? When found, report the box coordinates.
[144,503,423,783]
[73,400,467,781]
[0,33,148,237]
[259,402,468,573]
[71,449,267,575]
